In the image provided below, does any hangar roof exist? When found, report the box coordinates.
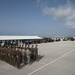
[0,36,43,40]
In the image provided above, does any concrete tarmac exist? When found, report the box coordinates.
[0,41,75,75]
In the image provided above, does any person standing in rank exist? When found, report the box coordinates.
[21,48,26,64]
[26,48,31,64]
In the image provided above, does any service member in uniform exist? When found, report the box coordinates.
[21,48,26,64]
[30,45,34,60]
[12,48,16,66]
[8,48,10,63]
[16,49,21,69]
[9,47,13,65]
[34,45,38,60]
[0,47,1,60]
[26,49,31,64]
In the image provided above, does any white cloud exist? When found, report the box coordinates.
[43,4,73,18]
[37,0,41,3]
[66,21,75,28]
[42,0,75,29]
[37,0,44,4]
[66,11,75,20]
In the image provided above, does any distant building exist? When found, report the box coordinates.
[0,36,42,47]
[52,36,65,41]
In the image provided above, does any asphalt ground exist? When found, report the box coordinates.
[0,41,75,75]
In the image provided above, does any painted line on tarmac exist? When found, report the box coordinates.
[27,49,75,75]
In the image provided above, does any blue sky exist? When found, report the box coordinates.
[0,0,75,37]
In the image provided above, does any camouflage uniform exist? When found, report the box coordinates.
[34,45,38,60]
[8,47,13,65]
[2,48,4,61]
[21,48,26,64]
[0,48,1,60]
[30,45,35,60]
[12,49,16,66]
[7,49,10,63]
[5,48,8,62]
[0,48,2,60]
[4,48,7,62]
[16,49,21,69]
[26,49,31,64]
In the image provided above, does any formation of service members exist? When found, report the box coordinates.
[0,44,38,69]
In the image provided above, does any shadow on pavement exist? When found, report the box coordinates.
[37,55,44,62]
[20,55,44,69]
